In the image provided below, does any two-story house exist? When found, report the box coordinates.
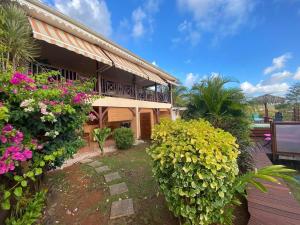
[17,0,178,140]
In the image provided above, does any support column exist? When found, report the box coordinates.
[98,106,103,128]
[96,62,102,95]
[155,83,158,102]
[156,109,160,124]
[169,83,173,105]
[135,107,140,139]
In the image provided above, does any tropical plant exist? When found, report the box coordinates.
[93,127,111,154]
[147,119,298,225]
[172,85,188,107]
[0,3,38,71]
[5,190,47,225]
[183,75,252,173]
[114,127,134,150]
[286,82,300,105]
[0,69,94,224]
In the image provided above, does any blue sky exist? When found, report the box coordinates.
[43,0,300,96]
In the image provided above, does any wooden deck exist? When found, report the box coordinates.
[247,145,300,225]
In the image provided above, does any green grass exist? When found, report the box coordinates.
[73,143,178,225]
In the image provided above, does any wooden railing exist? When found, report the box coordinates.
[28,62,171,103]
[100,78,170,103]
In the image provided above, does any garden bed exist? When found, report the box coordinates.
[40,143,249,225]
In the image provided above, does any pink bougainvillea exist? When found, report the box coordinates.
[10,72,34,85]
[73,93,87,104]
[0,125,33,174]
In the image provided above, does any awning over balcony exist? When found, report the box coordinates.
[28,17,168,86]
[28,17,112,66]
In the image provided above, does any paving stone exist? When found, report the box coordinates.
[104,172,121,182]
[95,166,110,173]
[110,199,134,219]
[109,182,128,195]
[80,158,93,163]
[87,161,103,168]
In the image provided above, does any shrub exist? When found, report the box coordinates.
[147,119,240,225]
[114,127,134,150]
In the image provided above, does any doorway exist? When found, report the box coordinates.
[140,112,152,139]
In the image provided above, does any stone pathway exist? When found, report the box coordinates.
[82,158,134,220]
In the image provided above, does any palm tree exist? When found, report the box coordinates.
[0,3,38,71]
[186,75,246,125]
[172,85,188,107]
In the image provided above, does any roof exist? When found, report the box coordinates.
[17,0,178,83]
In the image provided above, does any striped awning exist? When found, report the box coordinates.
[28,17,112,66]
[29,17,169,86]
[139,67,167,85]
[103,50,147,79]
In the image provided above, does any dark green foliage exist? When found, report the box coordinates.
[114,127,134,150]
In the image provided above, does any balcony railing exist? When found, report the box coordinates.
[100,78,170,103]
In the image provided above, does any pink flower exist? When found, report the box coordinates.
[23,149,32,159]
[11,131,24,144]
[12,152,26,161]
[2,124,13,133]
[42,85,48,90]
[13,89,18,94]
[73,93,86,104]
[0,162,8,174]
[10,72,34,85]
[0,135,7,144]
[6,146,21,154]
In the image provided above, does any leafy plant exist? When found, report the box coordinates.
[183,75,253,173]
[114,127,134,150]
[172,85,188,107]
[5,190,47,225]
[148,119,298,225]
[0,3,39,71]
[93,127,111,154]
[147,119,240,225]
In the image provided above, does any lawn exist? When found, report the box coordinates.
[41,143,178,225]
[40,143,248,225]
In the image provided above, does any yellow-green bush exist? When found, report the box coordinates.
[147,119,240,225]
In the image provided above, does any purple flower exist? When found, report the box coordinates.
[2,124,13,133]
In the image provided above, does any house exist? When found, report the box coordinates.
[17,0,178,140]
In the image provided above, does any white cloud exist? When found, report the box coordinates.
[241,81,289,96]
[293,67,300,80]
[176,0,256,44]
[261,70,292,85]
[177,20,201,46]
[152,61,158,66]
[51,0,112,37]
[184,73,199,87]
[131,0,161,38]
[264,53,292,74]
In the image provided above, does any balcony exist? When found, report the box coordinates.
[28,62,171,104]
[100,78,171,103]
